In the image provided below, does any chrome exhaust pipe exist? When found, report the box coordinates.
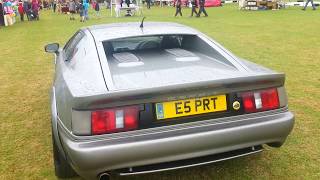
[99,172,111,180]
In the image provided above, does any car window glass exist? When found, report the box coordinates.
[70,36,87,63]
[63,32,78,52]
[102,35,233,67]
[64,31,85,61]
[110,36,164,52]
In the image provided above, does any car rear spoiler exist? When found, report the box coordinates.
[71,73,285,110]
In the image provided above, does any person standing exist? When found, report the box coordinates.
[197,0,207,17]
[190,0,197,17]
[94,0,100,18]
[69,0,76,20]
[79,2,85,22]
[57,0,61,13]
[83,0,89,20]
[18,0,25,21]
[146,0,150,9]
[0,2,4,26]
[52,0,57,12]
[104,0,111,9]
[22,0,29,20]
[174,0,182,17]
[115,0,121,17]
[31,0,39,20]
[27,0,32,20]
[125,0,130,7]
[302,0,316,10]
[3,0,14,26]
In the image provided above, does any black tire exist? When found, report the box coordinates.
[99,174,111,180]
[52,134,77,178]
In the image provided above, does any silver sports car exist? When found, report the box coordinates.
[45,22,294,180]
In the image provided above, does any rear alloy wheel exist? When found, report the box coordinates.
[52,135,77,178]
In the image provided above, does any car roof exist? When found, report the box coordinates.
[86,22,199,42]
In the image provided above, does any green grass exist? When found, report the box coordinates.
[0,4,319,180]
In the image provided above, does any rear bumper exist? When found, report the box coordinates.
[58,108,294,179]
[117,145,264,176]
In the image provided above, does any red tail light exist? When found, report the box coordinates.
[91,106,139,135]
[260,88,279,111]
[241,92,256,113]
[241,88,279,113]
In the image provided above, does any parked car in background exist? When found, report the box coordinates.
[45,22,294,180]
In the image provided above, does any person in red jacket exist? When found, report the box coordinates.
[18,1,25,21]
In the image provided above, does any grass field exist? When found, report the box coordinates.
[0,4,319,180]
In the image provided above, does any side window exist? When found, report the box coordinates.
[63,31,85,61]
[70,35,87,62]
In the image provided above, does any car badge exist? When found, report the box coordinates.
[233,101,240,110]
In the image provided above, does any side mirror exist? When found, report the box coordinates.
[45,43,59,53]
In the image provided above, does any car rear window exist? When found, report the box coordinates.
[104,35,183,53]
[102,34,236,68]
[102,34,240,90]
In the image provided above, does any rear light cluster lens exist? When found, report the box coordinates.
[240,88,279,113]
[91,106,139,135]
